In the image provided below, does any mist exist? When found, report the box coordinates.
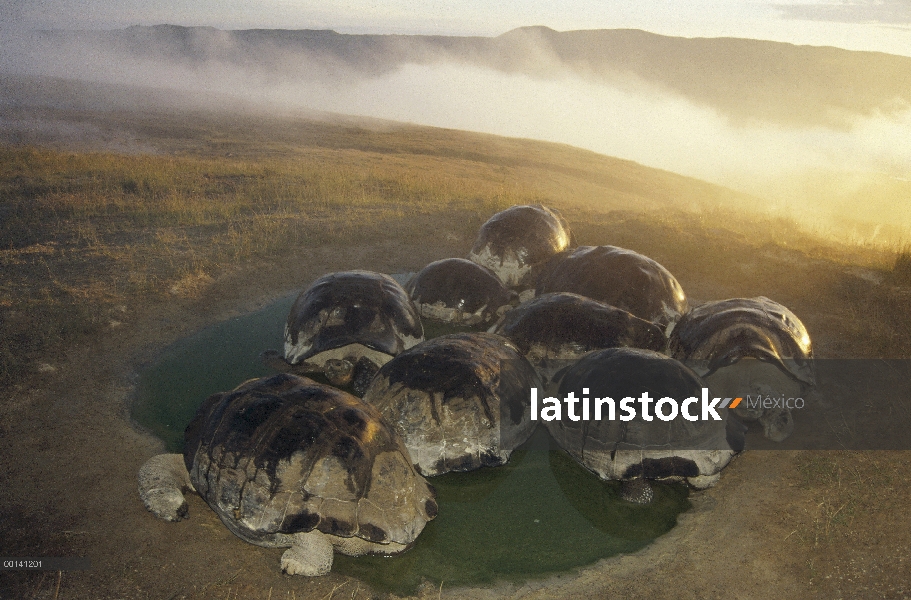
[291,67,911,242]
[3,26,910,242]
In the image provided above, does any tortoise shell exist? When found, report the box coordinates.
[468,204,573,288]
[667,296,814,385]
[406,258,518,326]
[491,292,667,365]
[284,271,423,367]
[183,373,437,548]
[535,245,688,331]
[548,348,742,483]
[362,332,541,476]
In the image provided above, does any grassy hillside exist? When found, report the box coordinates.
[2,94,908,390]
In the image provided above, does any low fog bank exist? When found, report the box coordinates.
[8,25,911,128]
[2,26,910,243]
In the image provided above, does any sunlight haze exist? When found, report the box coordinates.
[2,0,910,241]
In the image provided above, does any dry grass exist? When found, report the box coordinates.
[0,106,760,390]
[789,450,911,596]
[3,106,911,392]
[0,144,517,387]
[889,247,911,285]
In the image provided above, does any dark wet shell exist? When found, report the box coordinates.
[183,373,436,547]
[535,246,688,329]
[667,296,814,385]
[492,292,666,358]
[284,271,423,364]
[361,332,541,476]
[548,348,740,481]
[406,258,518,326]
[468,204,573,288]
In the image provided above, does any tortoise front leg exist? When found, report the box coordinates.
[281,529,334,576]
[137,453,195,521]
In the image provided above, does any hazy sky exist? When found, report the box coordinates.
[2,0,910,56]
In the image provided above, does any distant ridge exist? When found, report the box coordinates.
[30,24,911,127]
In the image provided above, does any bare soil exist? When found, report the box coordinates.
[2,226,910,600]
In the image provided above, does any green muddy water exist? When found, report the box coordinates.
[131,276,691,595]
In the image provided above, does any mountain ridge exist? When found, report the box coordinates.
[28,24,911,128]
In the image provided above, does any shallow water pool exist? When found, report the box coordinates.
[131,276,690,595]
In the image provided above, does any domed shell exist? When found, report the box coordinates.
[284,271,423,367]
[491,292,667,366]
[362,332,541,476]
[468,204,573,288]
[667,296,814,385]
[184,373,437,549]
[666,297,814,442]
[406,258,518,326]
[548,348,742,485]
[535,246,688,331]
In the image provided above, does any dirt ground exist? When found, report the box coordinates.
[2,235,910,600]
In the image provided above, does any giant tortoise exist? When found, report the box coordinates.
[137,373,437,576]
